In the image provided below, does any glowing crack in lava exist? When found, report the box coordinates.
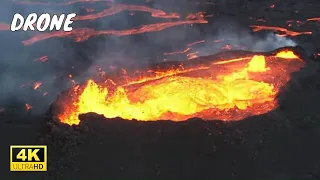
[55,50,304,125]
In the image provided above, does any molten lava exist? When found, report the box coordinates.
[54,49,305,125]
[72,4,180,21]
[307,17,320,21]
[22,19,207,45]
[250,25,312,37]
[16,0,200,44]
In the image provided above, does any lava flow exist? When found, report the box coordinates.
[53,48,305,125]
[72,4,180,21]
[307,17,320,21]
[250,25,312,37]
[22,19,207,45]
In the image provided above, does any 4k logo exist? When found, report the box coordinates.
[10,145,47,171]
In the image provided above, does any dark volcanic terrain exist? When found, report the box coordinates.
[1,0,320,179]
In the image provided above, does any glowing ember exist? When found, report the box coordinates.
[221,44,232,50]
[33,82,42,90]
[187,52,199,59]
[35,56,48,62]
[185,12,205,20]
[55,50,305,125]
[250,25,312,37]
[187,40,205,47]
[163,48,191,55]
[25,104,32,110]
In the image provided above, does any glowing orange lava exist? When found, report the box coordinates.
[250,25,312,37]
[17,1,204,45]
[33,82,42,90]
[22,19,207,45]
[25,104,32,110]
[54,50,304,125]
[72,4,180,21]
[307,17,320,21]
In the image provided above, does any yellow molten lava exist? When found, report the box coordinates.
[56,51,304,125]
[275,50,299,59]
